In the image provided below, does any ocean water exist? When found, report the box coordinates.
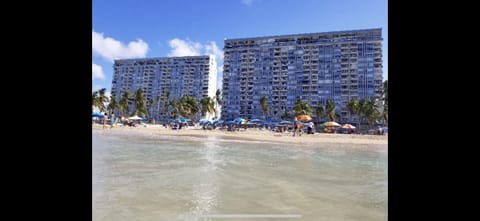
[93,129,387,221]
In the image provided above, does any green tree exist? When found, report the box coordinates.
[364,97,380,130]
[293,100,312,116]
[259,94,269,120]
[147,98,154,118]
[357,98,367,131]
[382,80,388,125]
[325,100,337,121]
[169,98,180,119]
[178,95,199,119]
[134,88,147,117]
[156,95,162,120]
[92,91,99,111]
[314,105,324,122]
[119,91,131,117]
[164,91,171,119]
[382,103,388,125]
[199,96,215,119]
[346,98,359,124]
[107,94,119,115]
[93,88,109,113]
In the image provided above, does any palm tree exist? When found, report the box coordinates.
[169,98,180,118]
[119,91,131,117]
[346,98,359,124]
[134,88,147,117]
[382,102,388,125]
[164,91,171,119]
[92,91,99,111]
[107,94,119,115]
[259,94,269,120]
[382,80,388,125]
[325,100,336,121]
[179,95,199,119]
[147,98,154,118]
[94,88,109,113]
[293,100,312,116]
[213,89,223,119]
[357,98,367,131]
[314,105,324,123]
[199,96,215,120]
[364,97,380,130]
[156,95,162,120]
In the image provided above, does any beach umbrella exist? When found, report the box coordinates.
[92,112,104,118]
[249,119,263,123]
[296,114,312,122]
[128,115,142,120]
[279,120,292,125]
[342,124,356,129]
[322,121,341,127]
[213,120,224,126]
[233,117,246,124]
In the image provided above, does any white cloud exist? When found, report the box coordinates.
[242,0,255,6]
[167,38,202,57]
[92,30,149,62]
[167,38,224,90]
[92,63,106,80]
[205,41,224,66]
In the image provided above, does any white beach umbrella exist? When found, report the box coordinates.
[128,115,142,120]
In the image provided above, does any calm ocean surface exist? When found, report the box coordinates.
[93,129,387,221]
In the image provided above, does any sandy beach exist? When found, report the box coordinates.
[92,124,387,146]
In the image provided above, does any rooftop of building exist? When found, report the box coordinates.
[224,28,382,43]
[114,55,214,63]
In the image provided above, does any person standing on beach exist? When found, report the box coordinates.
[102,113,108,129]
[110,113,115,129]
[293,120,298,137]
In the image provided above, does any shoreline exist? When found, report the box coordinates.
[92,124,387,146]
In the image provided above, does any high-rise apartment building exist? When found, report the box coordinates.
[111,55,217,121]
[222,28,383,123]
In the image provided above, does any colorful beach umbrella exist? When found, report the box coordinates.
[322,121,341,127]
[342,124,356,129]
[296,114,312,122]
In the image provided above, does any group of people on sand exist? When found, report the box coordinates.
[102,113,117,129]
[292,119,315,137]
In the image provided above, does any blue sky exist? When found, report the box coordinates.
[93,0,388,95]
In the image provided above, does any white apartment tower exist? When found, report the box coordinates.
[222,28,383,123]
[111,55,217,121]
